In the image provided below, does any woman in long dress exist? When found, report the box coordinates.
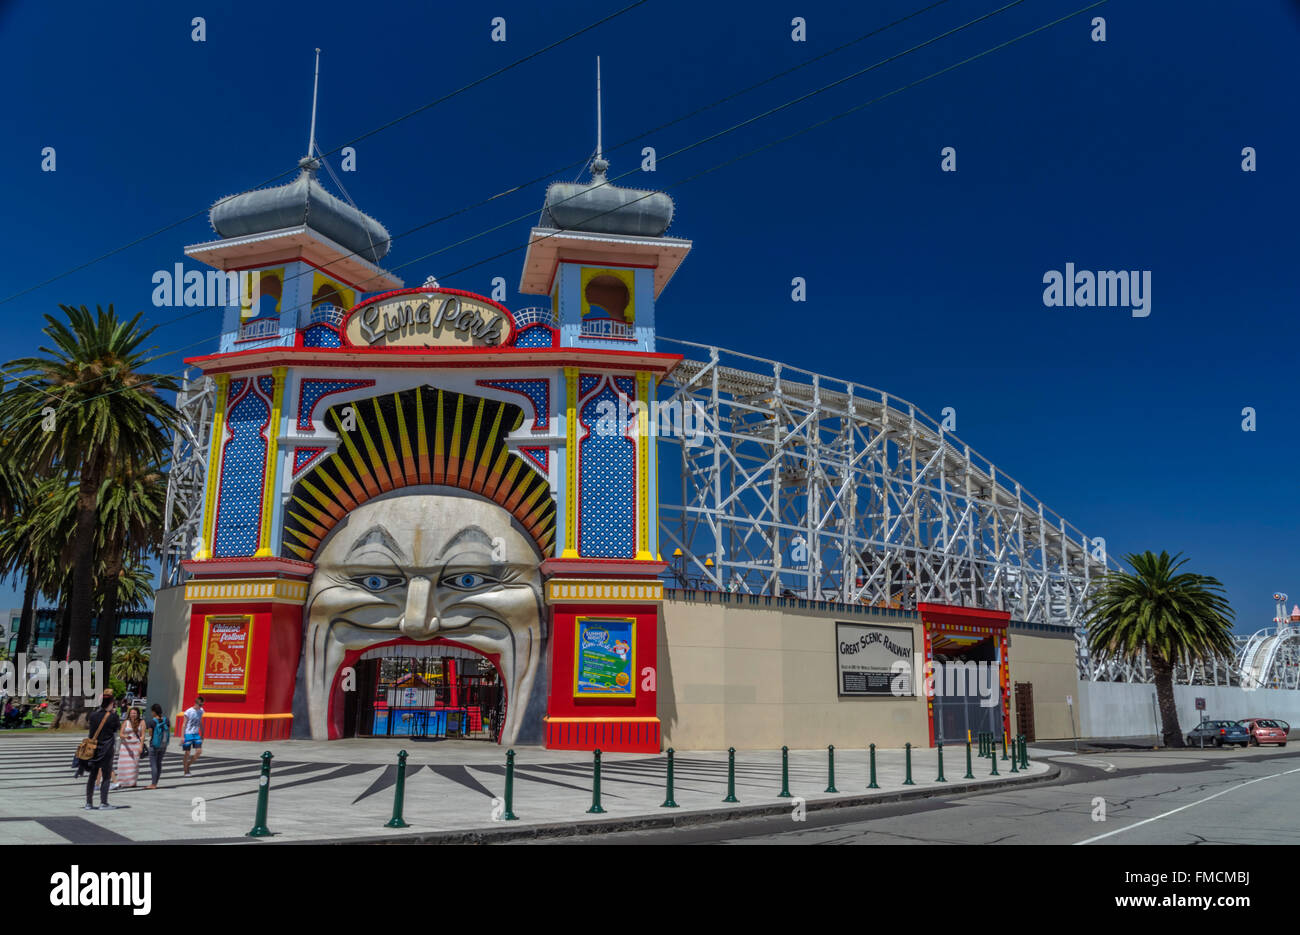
[111,707,146,789]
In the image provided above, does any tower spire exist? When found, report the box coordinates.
[591,56,608,182]
[307,48,322,162]
[595,55,603,163]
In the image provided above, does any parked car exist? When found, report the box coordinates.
[1240,717,1289,747]
[1185,720,1250,748]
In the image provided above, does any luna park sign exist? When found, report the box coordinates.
[344,289,511,349]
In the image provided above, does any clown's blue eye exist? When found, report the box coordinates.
[354,573,401,592]
[442,572,493,591]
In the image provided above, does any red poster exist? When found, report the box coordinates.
[199,616,252,694]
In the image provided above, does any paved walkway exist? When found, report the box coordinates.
[0,733,1050,844]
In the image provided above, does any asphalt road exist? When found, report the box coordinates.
[562,745,1300,845]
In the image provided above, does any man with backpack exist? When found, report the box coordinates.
[144,703,170,789]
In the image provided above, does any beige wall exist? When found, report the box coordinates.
[1007,628,1078,740]
[658,596,929,750]
[146,585,191,720]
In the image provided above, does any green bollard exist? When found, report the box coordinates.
[989,741,999,776]
[978,732,985,757]
[1001,732,1010,761]
[903,743,915,785]
[1009,739,1019,773]
[1020,735,1030,770]
[588,748,606,814]
[502,749,519,820]
[385,750,410,828]
[964,738,975,779]
[936,743,947,782]
[778,746,791,797]
[868,743,880,789]
[245,751,273,838]
[662,748,679,808]
[826,745,838,794]
[723,747,739,803]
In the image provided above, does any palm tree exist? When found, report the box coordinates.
[1086,551,1235,748]
[111,635,151,696]
[93,462,167,670]
[0,472,37,655]
[0,477,75,659]
[0,305,176,724]
[0,433,24,519]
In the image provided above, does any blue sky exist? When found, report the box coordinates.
[0,0,1296,631]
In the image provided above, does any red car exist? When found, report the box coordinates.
[1241,717,1289,747]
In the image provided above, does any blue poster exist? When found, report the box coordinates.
[575,618,635,697]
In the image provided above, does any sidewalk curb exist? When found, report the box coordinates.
[292,762,1061,845]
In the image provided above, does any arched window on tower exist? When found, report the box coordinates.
[239,269,283,341]
[581,273,634,339]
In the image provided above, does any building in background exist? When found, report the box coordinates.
[5,609,153,658]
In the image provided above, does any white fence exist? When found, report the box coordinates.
[1077,681,1300,739]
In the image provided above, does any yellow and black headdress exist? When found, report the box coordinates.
[282,384,555,560]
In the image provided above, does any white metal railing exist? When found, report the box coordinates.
[580,318,634,339]
[309,303,343,326]
[514,306,557,328]
[237,317,280,341]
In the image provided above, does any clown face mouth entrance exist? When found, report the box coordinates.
[343,643,505,741]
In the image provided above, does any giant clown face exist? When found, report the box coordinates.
[303,489,546,743]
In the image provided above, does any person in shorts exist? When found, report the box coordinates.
[181,696,204,776]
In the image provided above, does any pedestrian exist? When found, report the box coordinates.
[73,690,114,778]
[144,703,170,789]
[81,693,120,810]
[181,695,205,776]
[111,706,146,789]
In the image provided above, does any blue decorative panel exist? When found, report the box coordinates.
[297,378,375,431]
[293,446,326,474]
[477,378,549,430]
[519,446,548,473]
[578,379,635,559]
[214,378,270,557]
[513,324,554,348]
[301,324,342,348]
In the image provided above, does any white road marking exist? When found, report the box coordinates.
[1074,766,1300,845]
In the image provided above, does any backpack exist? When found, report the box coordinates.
[152,717,171,749]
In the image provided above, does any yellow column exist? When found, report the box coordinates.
[635,371,653,561]
[561,367,580,558]
[255,367,286,557]
[195,374,230,560]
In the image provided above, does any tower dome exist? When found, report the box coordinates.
[539,158,675,238]
[210,157,391,263]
